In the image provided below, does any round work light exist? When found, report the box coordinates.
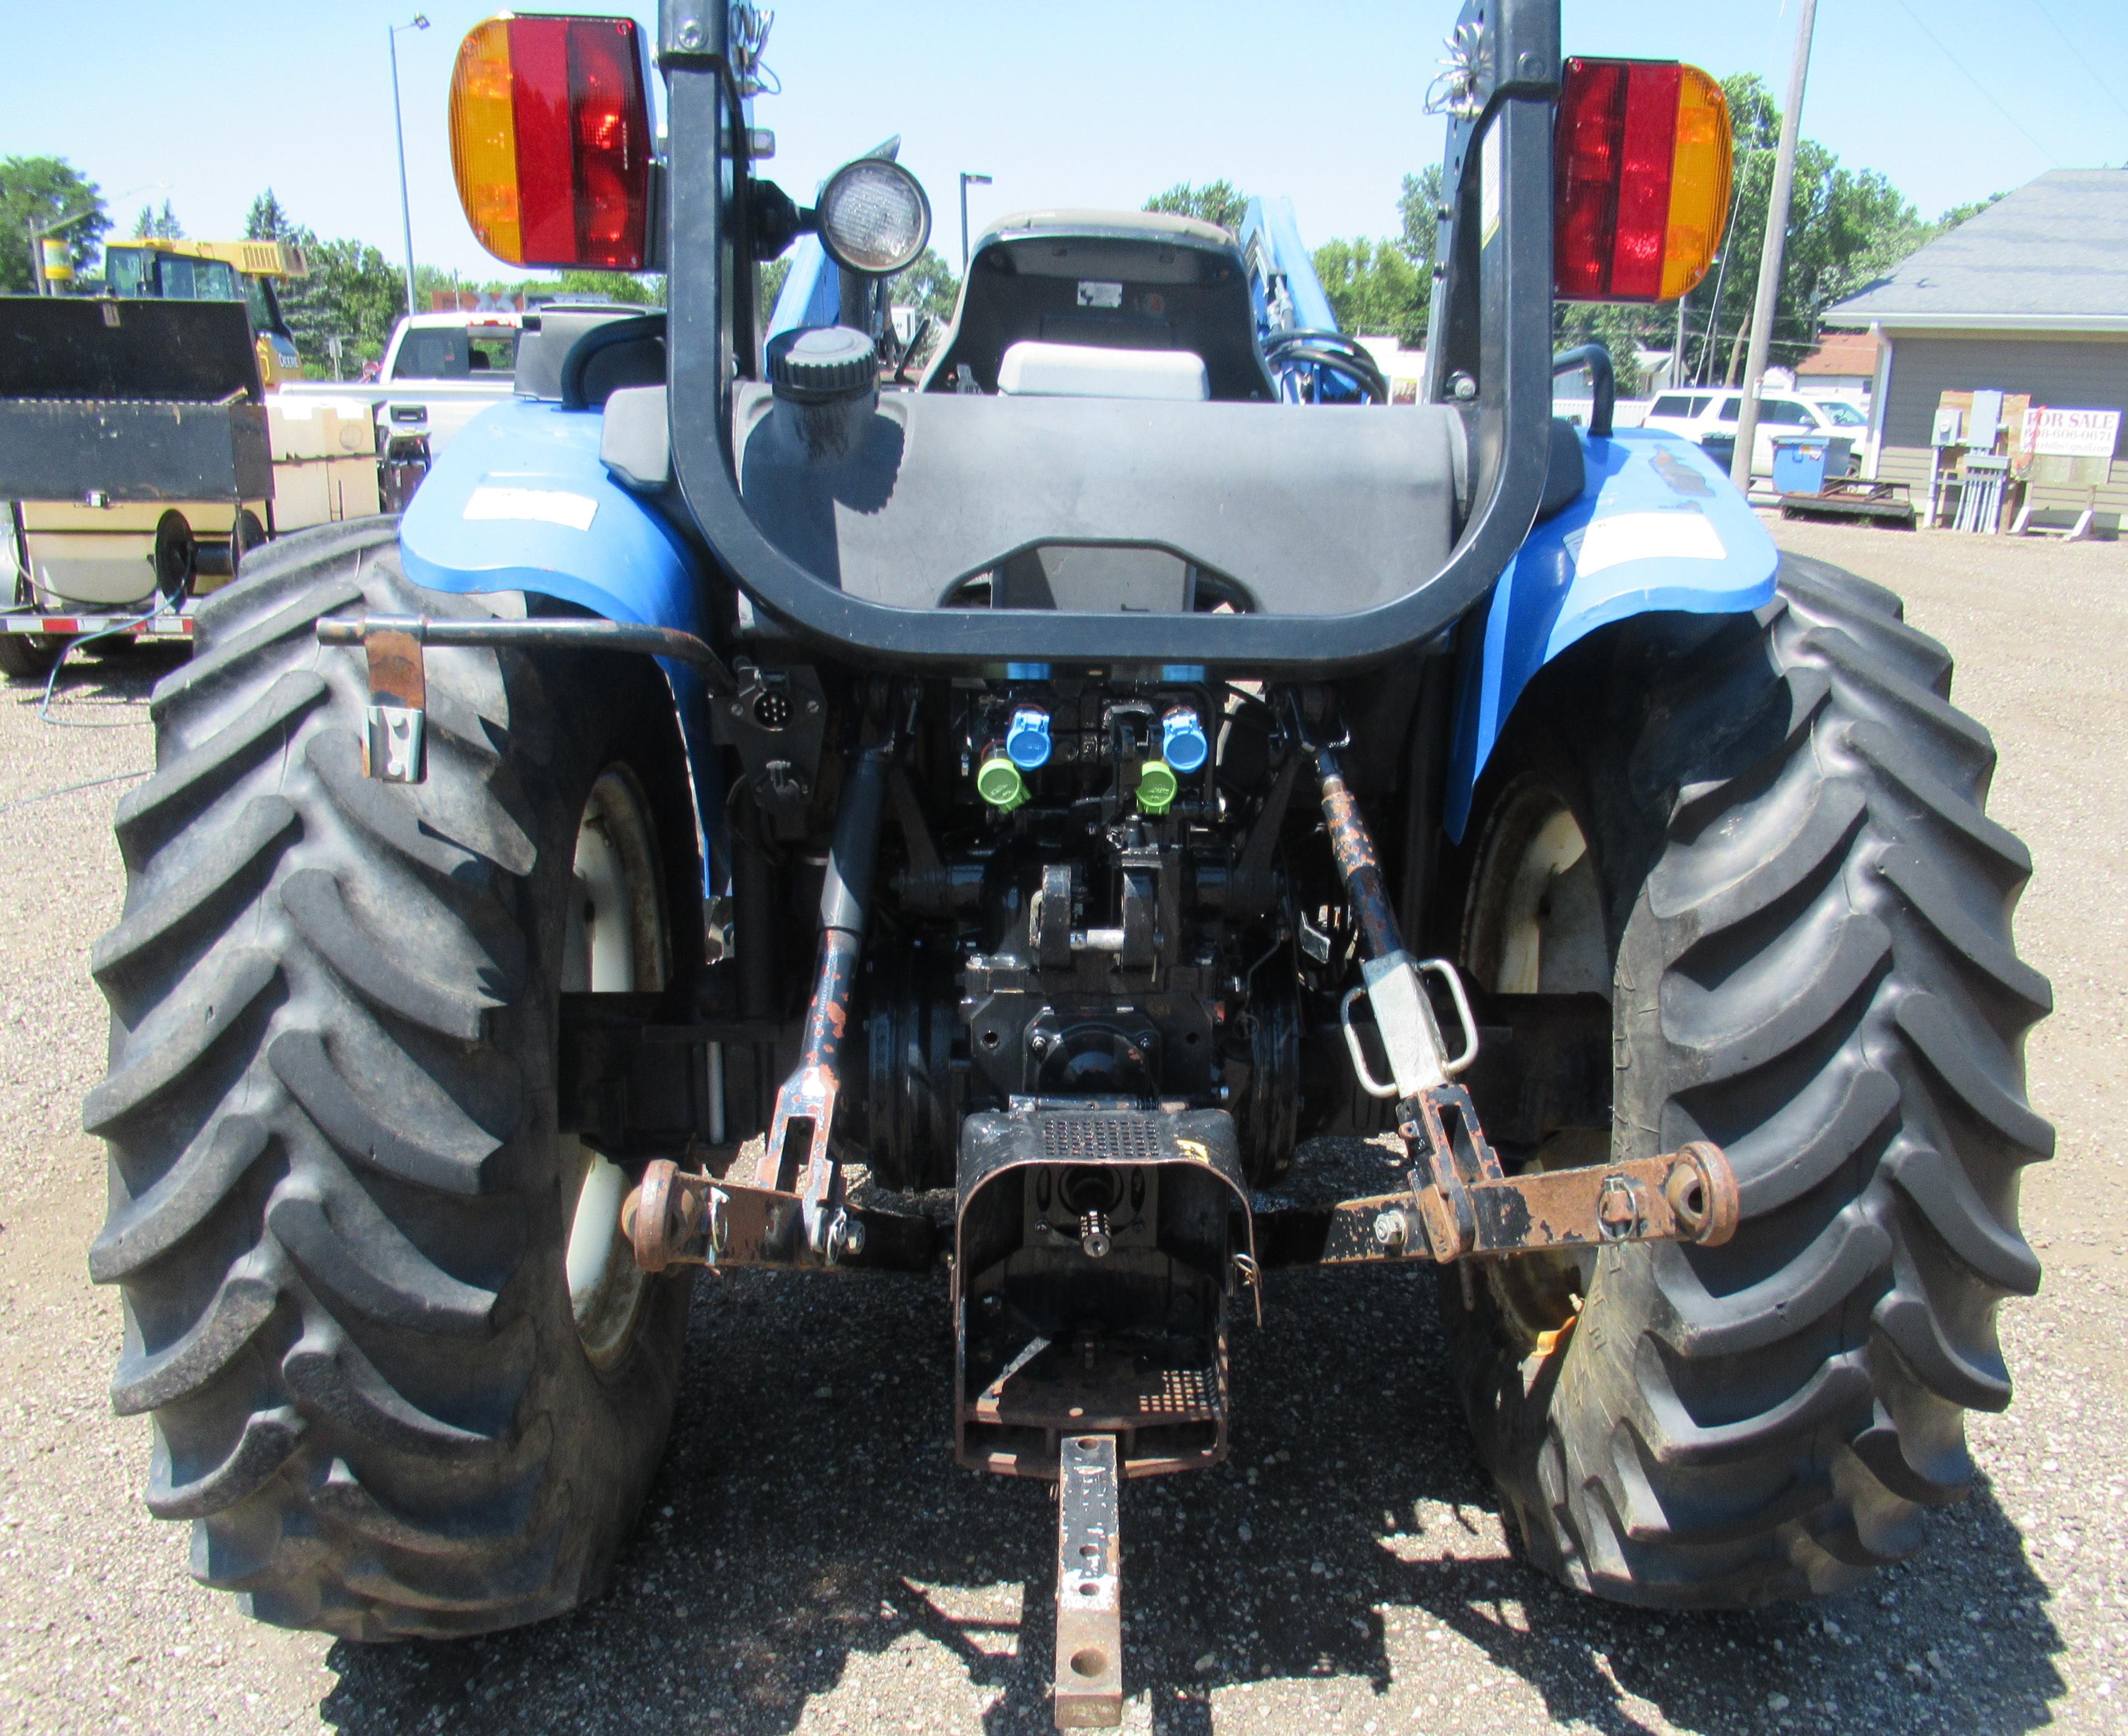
[816,157,932,276]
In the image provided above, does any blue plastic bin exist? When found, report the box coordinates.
[1772,435,1846,494]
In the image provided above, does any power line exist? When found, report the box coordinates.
[2028,0,2128,134]
[1890,0,2060,167]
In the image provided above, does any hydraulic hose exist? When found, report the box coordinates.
[1261,327,1391,404]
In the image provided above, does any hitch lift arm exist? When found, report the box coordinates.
[626,731,938,1275]
[1301,716,1739,1264]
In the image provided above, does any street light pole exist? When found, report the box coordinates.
[959,172,992,276]
[1729,0,1818,493]
[389,16,431,322]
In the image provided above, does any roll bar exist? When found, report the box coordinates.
[654,0,1562,674]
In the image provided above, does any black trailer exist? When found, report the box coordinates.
[0,295,270,675]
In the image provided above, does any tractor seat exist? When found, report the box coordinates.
[996,341,1208,401]
[920,209,1275,403]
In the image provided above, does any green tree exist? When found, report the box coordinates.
[1311,164,1445,345]
[558,269,660,305]
[244,190,291,243]
[132,200,184,240]
[1396,165,1448,278]
[1552,303,1654,397]
[1666,73,1941,386]
[760,255,792,319]
[757,249,954,326]
[1144,180,1250,232]
[1312,238,1428,345]
[239,191,387,375]
[284,233,402,376]
[891,248,959,367]
[504,269,664,307]
[0,155,109,292]
[1933,191,2007,233]
[897,248,959,324]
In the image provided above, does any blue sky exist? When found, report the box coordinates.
[6,2,2122,282]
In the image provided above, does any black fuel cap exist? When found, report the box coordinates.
[767,325,878,402]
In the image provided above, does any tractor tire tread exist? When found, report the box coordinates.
[1450,552,2049,1608]
[89,524,690,1640]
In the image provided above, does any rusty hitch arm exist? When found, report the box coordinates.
[1311,1138,1738,1265]
[623,735,938,1274]
[1298,713,1738,1265]
[622,1159,937,1274]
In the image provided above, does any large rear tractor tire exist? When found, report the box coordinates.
[1442,556,2052,1606]
[86,519,700,1638]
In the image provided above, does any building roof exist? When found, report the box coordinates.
[1796,331,1879,376]
[1825,170,2128,332]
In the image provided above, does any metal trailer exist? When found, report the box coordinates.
[0,294,382,676]
[83,3,2049,1726]
[0,297,270,675]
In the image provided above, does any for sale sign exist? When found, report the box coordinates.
[2029,407,2121,459]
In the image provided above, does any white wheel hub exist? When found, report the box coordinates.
[1462,777,1613,1351]
[560,769,668,1366]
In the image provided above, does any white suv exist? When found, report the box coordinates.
[1640,389,1868,475]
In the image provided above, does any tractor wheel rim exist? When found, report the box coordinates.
[561,767,667,1366]
[1462,776,1610,1353]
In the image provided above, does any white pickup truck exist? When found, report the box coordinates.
[278,310,521,509]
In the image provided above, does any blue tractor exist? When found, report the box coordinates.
[88,1,2048,1718]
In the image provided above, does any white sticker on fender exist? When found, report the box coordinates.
[463,485,598,531]
[1568,511,1725,576]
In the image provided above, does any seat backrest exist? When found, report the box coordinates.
[920,211,1275,403]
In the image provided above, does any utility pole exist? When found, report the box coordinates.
[390,16,431,322]
[1730,0,1818,492]
[959,173,992,276]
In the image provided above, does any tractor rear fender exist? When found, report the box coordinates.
[1444,428,1777,842]
[396,397,725,890]
[397,396,705,633]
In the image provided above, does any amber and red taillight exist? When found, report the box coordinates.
[449,15,652,271]
[1554,57,1732,303]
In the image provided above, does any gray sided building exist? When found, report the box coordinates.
[1825,168,2128,532]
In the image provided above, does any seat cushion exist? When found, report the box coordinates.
[995,341,1209,401]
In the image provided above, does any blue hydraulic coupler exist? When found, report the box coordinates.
[1160,707,1209,774]
[1005,706,1053,770]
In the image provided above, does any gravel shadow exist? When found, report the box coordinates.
[5,636,188,698]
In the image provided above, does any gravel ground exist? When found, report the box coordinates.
[1,521,2124,1735]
